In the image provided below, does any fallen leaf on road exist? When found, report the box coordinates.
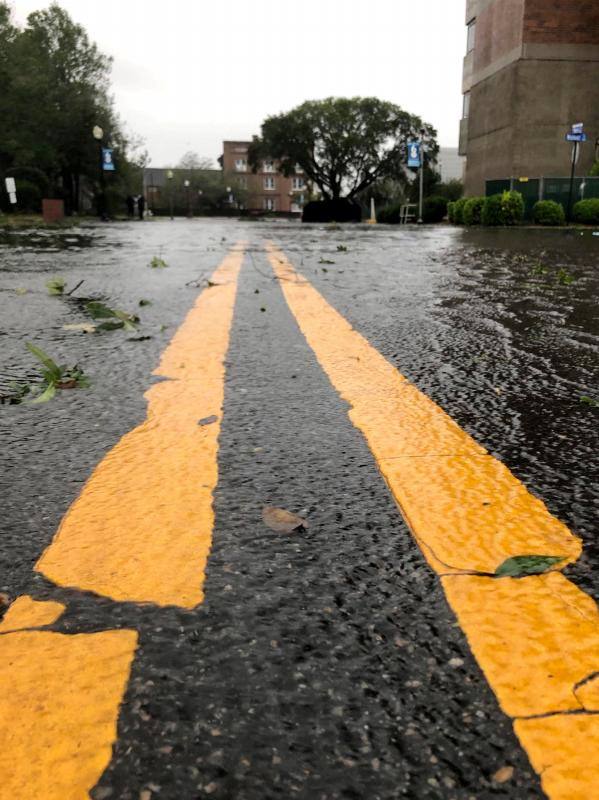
[139,791,152,800]
[495,555,564,577]
[62,323,96,333]
[262,506,308,533]
[198,415,218,426]
[492,766,514,783]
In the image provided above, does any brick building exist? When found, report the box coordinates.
[221,141,307,213]
[460,0,599,195]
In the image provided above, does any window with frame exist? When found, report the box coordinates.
[462,92,471,119]
[235,158,247,172]
[466,18,476,53]
[264,176,276,190]
[292,177,305,190]
[263,160,275,173]
[263,197,276,211]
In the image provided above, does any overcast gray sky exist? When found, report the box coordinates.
[12,0,466,167]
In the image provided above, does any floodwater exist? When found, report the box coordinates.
[1,218,597,799]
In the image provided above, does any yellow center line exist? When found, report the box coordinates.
[35,244,245,608]
[0,597,138,800]
[266,242,599,800]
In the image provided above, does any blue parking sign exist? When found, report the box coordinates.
[102,148,115,171]
[407,141,421,168]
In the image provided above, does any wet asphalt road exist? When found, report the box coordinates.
[1,219,598,799]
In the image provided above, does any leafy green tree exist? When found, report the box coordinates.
[248,97,438,201]
[0,2,143,214]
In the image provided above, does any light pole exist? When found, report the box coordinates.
[184,179,191,218]
[167,170,174,220]
[417,127,425,225]
[92,125,106,220]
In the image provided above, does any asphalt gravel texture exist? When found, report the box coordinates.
[1,218,598,799]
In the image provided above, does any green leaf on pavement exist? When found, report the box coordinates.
[495,555,565,577]
[46,277,66,295]
[27,382,57,404]
[26,342,61,381]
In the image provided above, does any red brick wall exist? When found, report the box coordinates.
[523,0,599,44]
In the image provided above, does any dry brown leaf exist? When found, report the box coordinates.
[62,323,96,333]
[492,766,514,784]
[262,506,308,533]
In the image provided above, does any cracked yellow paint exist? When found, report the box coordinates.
[515,715,599,800]
[36,246,245,608]
[0,595,65,633]
[442,572,599,716]
[267,243,599,799]
[0,626,137,799]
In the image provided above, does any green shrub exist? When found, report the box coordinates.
[481,194,503,226]
[572,198,599,225]
[453,197,468,224]
[378,201,402,224]
[532,200,565,226]
[422,195,448,223]
[481,191,524,226]
[447,201,456,223]
[500,190,524,225]
[589,161,599,177]
[463,197,485,225]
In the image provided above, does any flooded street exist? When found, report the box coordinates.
[1,218,598,799]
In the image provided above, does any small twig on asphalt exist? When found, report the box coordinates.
[66,279,84,296]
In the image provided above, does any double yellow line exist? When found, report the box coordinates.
[1,242,597,799]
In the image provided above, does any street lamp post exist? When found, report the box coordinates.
[167,170,174,220]
[92,125,106,220]
[184,179,191,218]
[417,128,425,225]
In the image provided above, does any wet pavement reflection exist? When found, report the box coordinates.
[1,219,597,799]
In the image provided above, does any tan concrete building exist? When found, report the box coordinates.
[460,0,599,195]
[221,141,307,213]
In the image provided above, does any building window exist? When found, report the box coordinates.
[263,160,275,173]
[235,158,247,172]
[264,176,276,190]
[466,18,476,53]
[292,177,305,190]
[264,197,276,211]
[462,92,470,119]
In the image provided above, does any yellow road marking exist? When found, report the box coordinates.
[266,243,599,799]
[0,618,137,799]
[0,595,65,633]
[36,246,245,608]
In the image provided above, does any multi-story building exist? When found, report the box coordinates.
[221,141,307,213]
[460,0,599,195]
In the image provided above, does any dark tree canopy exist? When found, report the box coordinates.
[248,97,438,201]
[0,2,145,213]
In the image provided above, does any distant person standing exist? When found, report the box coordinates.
[126,195,134,218]
[138,194,145,220]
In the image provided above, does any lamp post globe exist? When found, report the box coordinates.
[92,125,103,141]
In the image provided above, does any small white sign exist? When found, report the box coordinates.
[5,177,16,193]
[572,122,584,134]
[9,192,17,204]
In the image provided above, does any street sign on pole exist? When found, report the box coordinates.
[407,142,421,168]
[566,133,587,143]
[102,148,115,171]
[572,122,584,135]
[5,177,16,193]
